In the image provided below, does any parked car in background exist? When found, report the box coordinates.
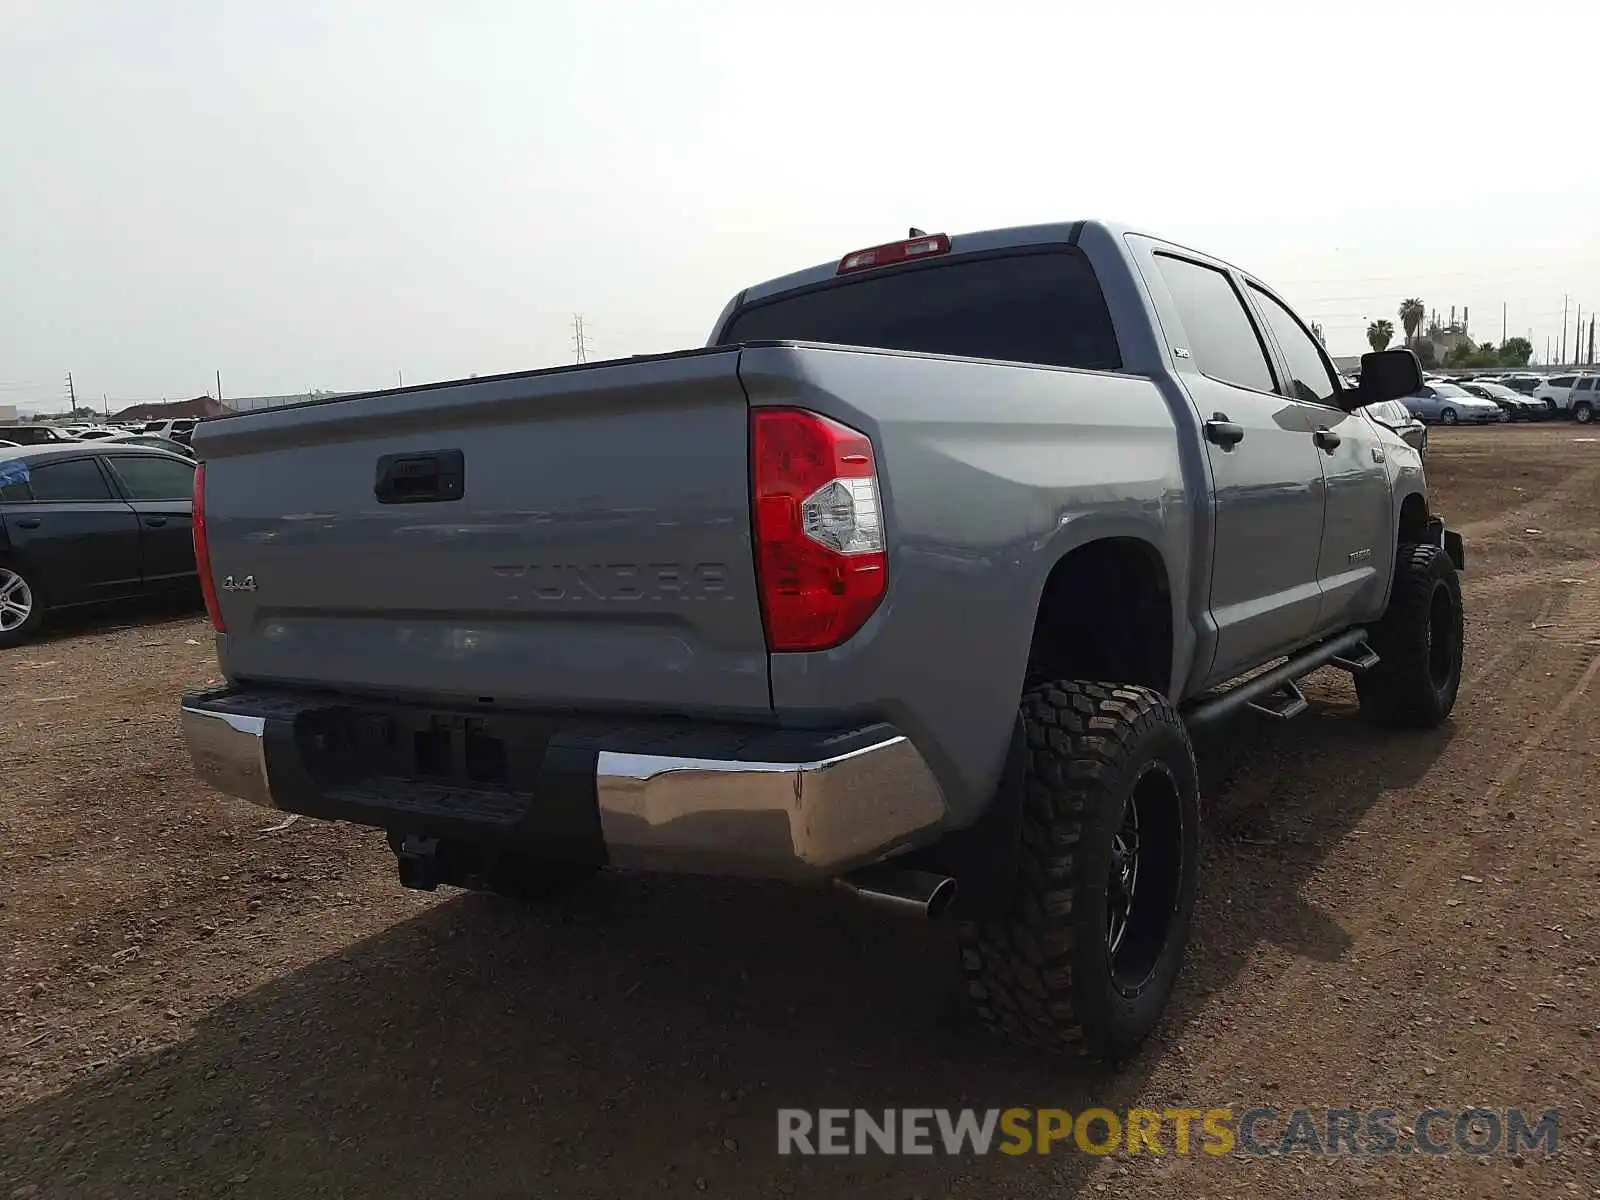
[0,425,80,446]
[1403,381,1505,425]
[137,419,200,445]
[1539,375,1600,423]
[100,432,197,459]
[1496,374,1545,397]
[1459,380,1549,421]
[1360,399,1428,460]
[73,427,123,440]
[0,443,198,647]
[1531,373,1600,420]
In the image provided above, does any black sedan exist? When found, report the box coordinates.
[1460,380,1549,421]
[0,443,198,647]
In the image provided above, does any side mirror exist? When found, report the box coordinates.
[1354,349,1424,406]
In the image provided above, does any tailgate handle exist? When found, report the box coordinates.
[374,450,465,504]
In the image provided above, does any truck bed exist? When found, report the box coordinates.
[195,349,771,716]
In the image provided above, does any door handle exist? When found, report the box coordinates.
[374,449,465,504]
[1203,414,1245,450]
[14,517,40,529]
[143,516,169,528]
[1313,427,1341,452]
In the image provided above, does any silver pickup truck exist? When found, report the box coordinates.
[180,221,1465,1061]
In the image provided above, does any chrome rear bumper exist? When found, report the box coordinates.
[180,691,948,879]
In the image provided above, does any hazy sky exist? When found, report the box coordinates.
[4,0,1598,412]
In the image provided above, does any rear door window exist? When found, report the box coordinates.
[719,249,1122,371]
[1548,375,1576,388]
[106,454,195,500]
[1577,378,1594,391]
[1154,255,1275,392]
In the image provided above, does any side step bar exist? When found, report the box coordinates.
[1184,628,1373,731]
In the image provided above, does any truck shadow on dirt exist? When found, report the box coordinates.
[30,591,204,647]
[1,681,1451,1200]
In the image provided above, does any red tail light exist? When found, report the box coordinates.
[836,233,950,275]
[751,409,887,652]
[192,462,225,632]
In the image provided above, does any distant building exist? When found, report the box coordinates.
[0,404,16,423]
[111,396,230,422]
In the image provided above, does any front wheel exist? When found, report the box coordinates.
[0,563,43,649]
[959,682,1199,1062]
[1439,407,1458,425]
[1356,544,1464,728]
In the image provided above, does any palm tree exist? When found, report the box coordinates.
[1367,319,1395,352]
[1399,298,1425,347]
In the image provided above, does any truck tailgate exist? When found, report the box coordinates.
[195,349,770,715]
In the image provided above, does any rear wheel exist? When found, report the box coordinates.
[958,681,1199,1062]
[0,563,43,649]
[1575,402,1594,424]
[1356,544,1464,728]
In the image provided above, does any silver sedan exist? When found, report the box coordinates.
[1404,382,1505,425]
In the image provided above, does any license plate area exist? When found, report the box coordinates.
[296,702,553,796]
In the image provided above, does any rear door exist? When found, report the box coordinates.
[1136,243,1330,686]
[0,456,142,605]
[102,453,198,586]
[1246,281,1394,634]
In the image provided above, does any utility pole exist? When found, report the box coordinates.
[397,369,404,388]
[216,370,223,405]
[1562,295,1569,365]
[66,372,76,411]
[1589,316,1596,367]
[572,314,590,363]
[1577,304,1583,364]
[102,393,109,420]
[1502,301,1507,344]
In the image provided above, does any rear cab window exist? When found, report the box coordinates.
[717,248,1122,372]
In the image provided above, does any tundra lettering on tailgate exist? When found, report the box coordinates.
[491,562,733,603]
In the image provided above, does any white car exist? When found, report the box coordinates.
[1533,373,1600,422]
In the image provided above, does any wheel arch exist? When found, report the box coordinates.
[903,534,1178,917]
[1025,535,1176,697]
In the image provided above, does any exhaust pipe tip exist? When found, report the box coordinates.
[835,866,957,920]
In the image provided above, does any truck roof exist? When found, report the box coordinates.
[734,219,1151,309]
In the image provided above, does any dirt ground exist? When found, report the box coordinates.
[2,425,1598,1199]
